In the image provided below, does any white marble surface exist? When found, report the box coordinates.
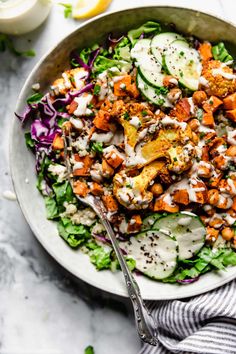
[1,0,236,353]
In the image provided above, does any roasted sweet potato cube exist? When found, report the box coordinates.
[52,134,64,150]
[223,93,236,110]
[73,154,93,176]
[113,75,132,97]
[202,96,222,113]
[104,150,124,169]
[226,109,236,123]
[73,181,89,197]
[93,110,111,131]
[127,215,142,233]
[67,100,78,114]
[170,98,191,122]
[90,182,103,196]
[172,189,189,205]
[102,195,118,212]
[102,159,115,178]
[154,195,179,213]
[202,112,215,127]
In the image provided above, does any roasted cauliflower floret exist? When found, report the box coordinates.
[113,161,165,210]
[201,60,236,97]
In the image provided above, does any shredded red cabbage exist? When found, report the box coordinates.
[53,82,94,109]
[93,233,111,244]
[15,103,37,124]
[176,277,200,284]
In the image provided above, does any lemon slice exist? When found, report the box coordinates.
[72,0,112,19]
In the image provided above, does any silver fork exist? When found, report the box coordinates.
[62,126,158,346]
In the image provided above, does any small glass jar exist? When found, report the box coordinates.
[0,0,52,35]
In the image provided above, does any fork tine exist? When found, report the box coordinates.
[62,124,73,182]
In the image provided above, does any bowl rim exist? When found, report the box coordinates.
[10,5,236,299]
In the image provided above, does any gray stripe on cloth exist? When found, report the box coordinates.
[139,280,236,354]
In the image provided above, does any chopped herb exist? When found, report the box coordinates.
[59,3,73,18]
[209,100,213,105]
[173,157,178,162]
[0,33,35,57]
[179,51,184,57]
[91,142,103,153]
[27,93,43,104]
[179,71,184,78]
[196,108,203,121]
[199,132,206,139]
[155,86,168,96]
[141,110,148,117]
[69,76,75,84]
[157,98,165,106]
[205,139,211,144]
[126,184,132,188]
[87,103,94,109]
[123,112,130,120]
[93,84,101,96]
[189,59,194,64]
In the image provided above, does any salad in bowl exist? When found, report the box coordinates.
[16,21,236,284]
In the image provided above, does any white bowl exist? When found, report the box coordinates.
[10,6,236,300]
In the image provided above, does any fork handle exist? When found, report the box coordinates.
[101,217,158,346]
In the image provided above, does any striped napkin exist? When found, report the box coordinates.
[139,280,236,354]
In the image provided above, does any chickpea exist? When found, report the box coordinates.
[150,183,163,197]
[203,204,215,216]
[167,88,182,104]
[192,90,207,106]
[188,118,200,131]
[207,189,219,205]
[198,166,212,178]
[221,227,235,241]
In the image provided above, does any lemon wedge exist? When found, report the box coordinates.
[72,0,112,19]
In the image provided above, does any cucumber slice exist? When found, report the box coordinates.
[131,38,162,66]
[141,213,162,231]
[153,212,206,260]
[151,32,186,60]
[131,39,163,87]
[171,39,189,49]
[120,230,177,279]
[164,44,202,91]
[138,66,164,88]
[136,74,172,107]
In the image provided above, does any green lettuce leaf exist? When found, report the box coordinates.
[113,37,131,61]
[86,242,112,270]
[44,196,59,220]
[57,218,90,248]
[93,56,131,74]
[52,181,74,206]
[128,21,161,45]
